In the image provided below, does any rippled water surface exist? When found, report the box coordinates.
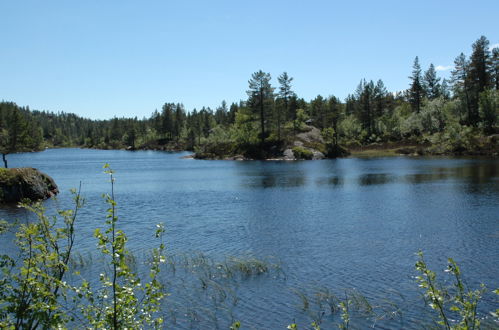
[2,149,498,328]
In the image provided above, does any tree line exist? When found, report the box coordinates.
[1,35,497,164]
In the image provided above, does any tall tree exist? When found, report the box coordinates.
[492,47,499,90]
[160,103,174,139]
[409,56,424,113]
[373,79,388,118]
[277,72,295,140]
[214,100,228,126]
[310,95,326,129]
[326,96,342,145]
[173,103,185,142]
[247,70,274,148]
[355,79,375,137]
[423,63,441,100]
[451,53,473,125]
[467,36,492,126]
[469,36,492,93]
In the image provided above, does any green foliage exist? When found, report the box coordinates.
[321,128,335,145]
[427,123,478,154]
[415,251,487,329]
[0,168,17,185]
[230,320,241,329]
[0,103,43,167]
[292,146,313,160]
[75,164,166,329]
[338,114,364,144]
[338,298,350,329]
[0,166,166,329]
[0,188,83,329]
[294,109,309,132]
[420,97,447,133]
[479,89,498,132]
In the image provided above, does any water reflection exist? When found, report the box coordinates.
[316,176,344,186]
[403,163,498,186]
[236,163,308,188]
[358,173,396,186]
[255,175,306,188]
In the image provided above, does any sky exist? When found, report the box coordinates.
[1,0,498,120]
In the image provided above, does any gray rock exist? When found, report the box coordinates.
[312,151,325,160]
[296,126,324,144]
[283,149,296,160]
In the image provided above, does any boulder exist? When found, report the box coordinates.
[0,168,58,203]
[312,150,325,160]
[283,149,296,160]
[296,126,324,144]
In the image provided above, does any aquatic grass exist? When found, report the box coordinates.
[292,288,310,311]
[287,286,406,329]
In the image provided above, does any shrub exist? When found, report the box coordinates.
[415,251,487,329]
[292,146,313,160]
[0,165,167,329]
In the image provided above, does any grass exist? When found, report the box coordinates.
[349,148,402,158]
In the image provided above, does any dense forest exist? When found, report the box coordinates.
[1,36,498,164]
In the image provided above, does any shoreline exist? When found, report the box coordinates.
[13,143,499,160]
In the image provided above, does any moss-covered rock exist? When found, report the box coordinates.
[0,168,58,203]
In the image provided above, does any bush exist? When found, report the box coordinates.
[338,115,365,144]
[0,165,166,329]
[194,141,236,159]
[292,146,313,160]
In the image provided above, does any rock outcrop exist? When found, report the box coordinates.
[0,168,58,203]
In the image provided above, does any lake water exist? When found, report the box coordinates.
[1,149,498,329]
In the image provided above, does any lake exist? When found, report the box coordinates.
[1,148,498,329]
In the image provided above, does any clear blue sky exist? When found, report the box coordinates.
[1,0,498,120]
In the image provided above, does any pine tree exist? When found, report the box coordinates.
[214,100,228,126]
[451,53,473,124]
[310,95,326,129]
[327,96,342,145]
[247,70,274,149]
[373,79,388,118]
[469,36,492,93]
[173,103,185,142]
[423,64,441,100]
[277,72,295,140]
[491,47,499,90]
[355,79,376,137]
[160,103,174,140]
[409,56,424,113]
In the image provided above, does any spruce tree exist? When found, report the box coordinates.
[451,53,473,124]
[423,64,441,100]
[409,56,424,113]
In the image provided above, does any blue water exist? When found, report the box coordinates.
[2,149,498,329]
